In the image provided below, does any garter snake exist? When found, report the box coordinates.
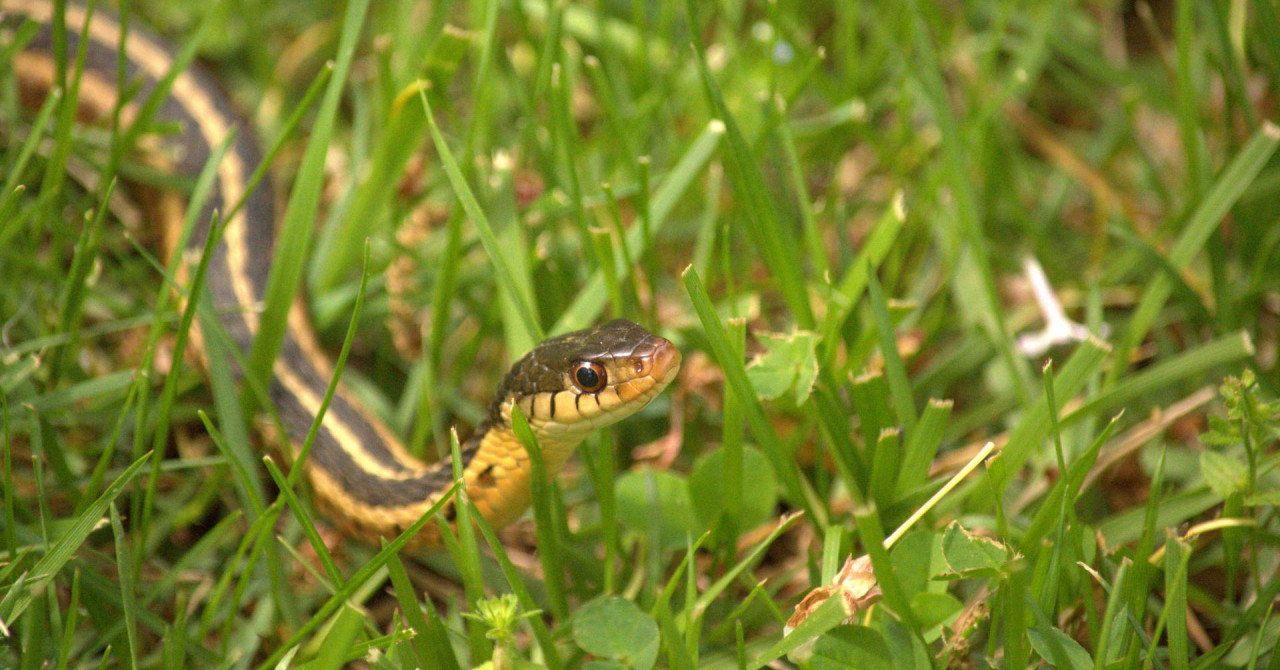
[3,0,681,547]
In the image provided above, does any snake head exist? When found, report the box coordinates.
[497,319,681,438]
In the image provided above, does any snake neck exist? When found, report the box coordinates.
[306,410,587,548]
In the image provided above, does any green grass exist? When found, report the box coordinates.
[3,0,1280,668]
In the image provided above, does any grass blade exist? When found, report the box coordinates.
[683,266,825,527]
[991,337,1110,490]
[687,3,814,329]
[895,398,952,499]
[0,451,151,623]
[245,0,371,401]
[419,89,543,347]
[510,407,568,619]
[551,122,723,334]
[386,551,461,670]
[1067,331,1253,426]
[1113,123,1280,375]
[867,269,915,433]
[255,479,460,670]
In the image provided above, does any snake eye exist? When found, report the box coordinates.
[573,361,607,393]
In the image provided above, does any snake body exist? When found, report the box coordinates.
[4,0,680,546]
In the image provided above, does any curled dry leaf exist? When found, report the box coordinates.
[783,554,882,635]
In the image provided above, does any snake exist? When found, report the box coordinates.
[3,0,681,547]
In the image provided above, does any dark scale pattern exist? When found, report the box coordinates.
[484,319,658,422]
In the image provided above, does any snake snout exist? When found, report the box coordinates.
[648,338,682,385]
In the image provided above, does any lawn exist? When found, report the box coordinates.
[2,0,1279,668]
